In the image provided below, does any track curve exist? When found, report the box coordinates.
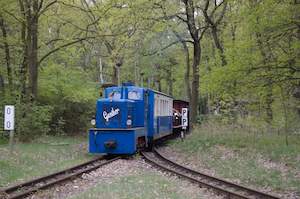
[141,148,280,199]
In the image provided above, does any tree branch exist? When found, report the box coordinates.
[142,39,192,56]
[38,37,87,65]
[38,0,58,16]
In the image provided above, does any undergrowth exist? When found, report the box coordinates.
[169,121,300,193]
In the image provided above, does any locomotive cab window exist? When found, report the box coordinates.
[128,90,141,100]
[109,91,121,100]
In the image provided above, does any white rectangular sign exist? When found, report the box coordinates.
[182,108,188,127]
[4,105,15,130]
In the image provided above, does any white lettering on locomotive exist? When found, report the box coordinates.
[103,107,120,122]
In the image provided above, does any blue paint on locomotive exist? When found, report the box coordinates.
[95,99,134,128]
[89,128,145,154]
[88,84,173,154]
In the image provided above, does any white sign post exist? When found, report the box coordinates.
[181,108,188,129]
[4,105,15,153]
[4,105,15,130]
[181,108,188,141]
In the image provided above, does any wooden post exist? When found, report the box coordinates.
[9,130,14,154]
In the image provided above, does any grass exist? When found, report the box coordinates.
[0,135,93,187]
[69,172,203,199]
[168,122,300,193]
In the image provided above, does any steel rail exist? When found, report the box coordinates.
[153,148,280,199]
[141,149,280,199]
[0,156,121,199]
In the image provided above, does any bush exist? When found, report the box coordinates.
[49,100,94,135]
[38,64,97,135]
[16,103,53,142]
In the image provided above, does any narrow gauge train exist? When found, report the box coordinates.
[88,82,188,155]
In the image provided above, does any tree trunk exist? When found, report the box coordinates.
[154,63,162,91]
[211,25,226,66]
[112,65,118,85]
[0,15,12,90]
[0,75,4,92]
[167,67,173,96]
[183,0,201,124]
[184,43,191,101]
[256,32,273,128]
[173,31,191,101]
[27,0,39,101]
[191,40,201,123]
[19,0,28,102]
[265,81,273,125]
[19,0,39,102]
[168,77,173,96]
[202,0,227,67]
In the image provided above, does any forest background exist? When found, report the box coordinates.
[0,0,299,142]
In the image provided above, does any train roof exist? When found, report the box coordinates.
[148,88,173,99]
[104,83,173,99]
[97,98,135,103]
[173,99,189,104]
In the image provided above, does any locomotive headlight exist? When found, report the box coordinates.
[91,119,96,126]
[126,119,132,126]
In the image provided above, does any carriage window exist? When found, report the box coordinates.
[163,100,165,115]
[155,95,172,116]
[164,100,166,116]
[157,100,159,115]
[167,100,169,115]
[169,101,171,115]
[162,100,164,116]
[160,99,162,116]
[161,100,163,116]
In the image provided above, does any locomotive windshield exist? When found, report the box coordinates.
[108,91,121,100]
[128,91,141,100]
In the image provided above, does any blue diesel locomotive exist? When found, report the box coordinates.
[89,83,173,154]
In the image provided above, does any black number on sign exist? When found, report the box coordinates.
[6,121,11,128]
[7,108,11,115]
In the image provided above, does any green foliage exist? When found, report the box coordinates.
[39,64,97,103]
[39,64,98,135]
[15,103,53,142]
[200,0,300,130]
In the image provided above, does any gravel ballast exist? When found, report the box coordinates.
[28,156,222,199]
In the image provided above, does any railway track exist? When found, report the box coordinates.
[0,156,121,199]
[141,148,280,199]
